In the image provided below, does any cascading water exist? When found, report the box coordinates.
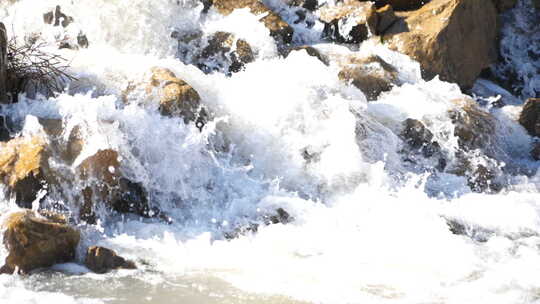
[0,0,540,303]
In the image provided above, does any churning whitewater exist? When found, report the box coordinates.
[0,0,540,303]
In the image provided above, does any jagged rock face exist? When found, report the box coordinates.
[0,22,7,104]
[384,0,497,89]
[84,246,136,274]
[0,210,80,274]
[338,55,399,100]
[0,136,48,208]
[319,0,378,43]
[519,98,540,137]
[212,0,293,44]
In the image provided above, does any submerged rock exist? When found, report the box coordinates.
[84,246,136,274]
[448,98,496,152]
[319,0,378,43]
[212,0,293,44]
[338,55,399,100]
[518,98,540,137]
[401,118,441,157]
[384,0,497,89]
[200,32,255,73]
[224,208,293,239]
[0,210,80,274]
[283,45,329,65]
[532,142,540,161]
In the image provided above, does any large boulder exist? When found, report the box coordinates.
[0,22,8,104]
[338,55,400,100]
[319,0,378,43]
[0,210,80,274]
[384,0,498,89]
[84,246,136,274]
[518,98,540,137]
[213,0,293,44]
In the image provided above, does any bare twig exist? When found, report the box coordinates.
[6,35,77,102]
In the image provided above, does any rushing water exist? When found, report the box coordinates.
[1,0,540,303]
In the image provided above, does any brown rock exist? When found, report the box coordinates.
[448,98,496,151]
[84,246,136,274]
[0,136,48,208]
[518,98,540,137]
[338,55,399,100]
[39,118,84,164]
[147,67,203,126]
[384,0,497,89]
[320,0,378,43]
[0,22,7,104]
[0,210,80,274]
[213,0,293,44]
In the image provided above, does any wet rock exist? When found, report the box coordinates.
[212,0,293,44]
[224,208,293,239]
[448,98,496,151]
[531,142,540,161]
[76,149,159,222]
[338,55,399,100]
[467,164,501,193]
[0,115,13,142]
[38,118,84,164]
[285,0,318,11]
[319,0,378,43]
[0,136,48,209]
[147,67,206,128]
[401,118,441,157]
[375,0,428,11]
[384,0,497,89]
[375,4,398,35]
[518,98,540,137]
[77,33,89,49]
[283,46,329,66]
[200,32,255,73]
[84,246,136,274]
[0,22,7,104]
[0,210,80,274]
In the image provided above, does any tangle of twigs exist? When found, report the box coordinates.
[6,35,77,102]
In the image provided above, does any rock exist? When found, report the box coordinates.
[38,118,84,164]
[376,0,428,11]
[401,118,441,157]
[147,67,207,128]
[213,0,293,44]
[0,22,7,104]
[338,55,399,100]
[384,0,497,89]
[0,115,13,142]
[200,32,254,73]
[491,0,517,12]
[285,0,318,11]
[532,142,540,160]
[84,246,136,274]
[375,4,398,35]
[77,33,89,49]
[448,98,496,151]
[76,149,158,223]
[518,98,540,137]
[0,210,80,274]
[224,208,293,239]
[319,0,378,43]
[283,46,329,65]
[0,136,48,209]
